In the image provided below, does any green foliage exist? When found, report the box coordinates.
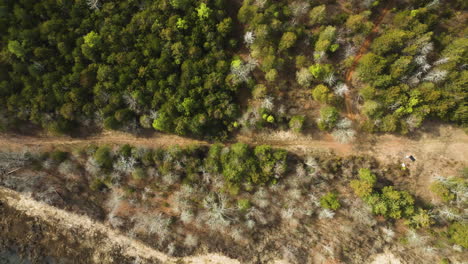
[83,31,101,48]
[409,208,433,228]
[253,145,287,184]
[279,32,297,51]
[448,222,468,248]
[371,29,409,55]
[289,115,305,133]
[119,144,133,158]
[93,146,113,169]
[132,168,147,180]
[196,3,212,20]
[350,168,377,198]
[309,5,326,26]
[430,181,455,202]
[356,53,389,85]
[265,69,278,82]
[237,199,251,211]
[50,150,68,164]
[315,26,336,53]
[317,106,339,131]
[0,0,238,139]
[312,84,334,104]
[7,40,25,58]
[308,64,334,80]
[320,192,341,210]
[205,143,223,174]
[367,186,415,219]
[221,143,257,184]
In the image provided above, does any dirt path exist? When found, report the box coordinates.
[1,124,467,164]
[0,186,240,264]
[344,1,393,118]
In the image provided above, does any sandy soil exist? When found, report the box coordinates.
[0,186,240,264]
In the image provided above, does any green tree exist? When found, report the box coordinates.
[320,192,341,210]
[94,146,113,169]
[7,40,26,58]
[289,115,305,133]
[279,32,297,51]
[309,5,326,26]
[196,3,212,20]
[317,106,339,131]
[312,84,334,104]
[449,222,468,248]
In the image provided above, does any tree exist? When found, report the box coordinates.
[7,40,26,58]
[279,32,297,51]
[196,3,212,20]
[356,53,389,85]
[350,168,377,198]
[312,84,334,104]
[296,68,313,87]
[94,146,113,169]
[448,222,468,248]
[309,5,326,26]
[371,29,409,55]
[317,106,339,131]
[315,26,336,53]
[289,115,305,133]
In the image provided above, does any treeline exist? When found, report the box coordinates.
[0,0,240,139]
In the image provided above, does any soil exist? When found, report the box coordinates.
[0,186,240,264]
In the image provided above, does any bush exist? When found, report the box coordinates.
[50,150,68,163]
[289,115,305,133]
[430,181,455,202]
[320,192,341,210]
[367,186,415,219]
[118,144,133,158]
[94,146,113,169]
[312,84,334,104]
[448,222,468,248]
[132,168,147,180]
[237,199,251,211]
[317,106,339,131]
[254,145,287,184]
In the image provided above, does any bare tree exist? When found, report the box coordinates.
[86,0,100,11]
[244,31,255,46]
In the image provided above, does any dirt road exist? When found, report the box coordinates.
[1,124,467,164]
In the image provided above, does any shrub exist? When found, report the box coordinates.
[289,115,305,133]
[350,168,377,197]
[118,144,133,158]
[317,106,339,131]
[132,168,147,180]
[254,145,288,184]
[238,199,251,211]
[409,208,433,228]
[50,150,68,163]
[448,222,468,248]
[312,84,334,104]
[320,192,341,210]
[430,181,455,202]
[94,146,113,169]
[368,186,415,219]
[221,143,258,184]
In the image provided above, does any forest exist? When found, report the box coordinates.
[0,0,466,140]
